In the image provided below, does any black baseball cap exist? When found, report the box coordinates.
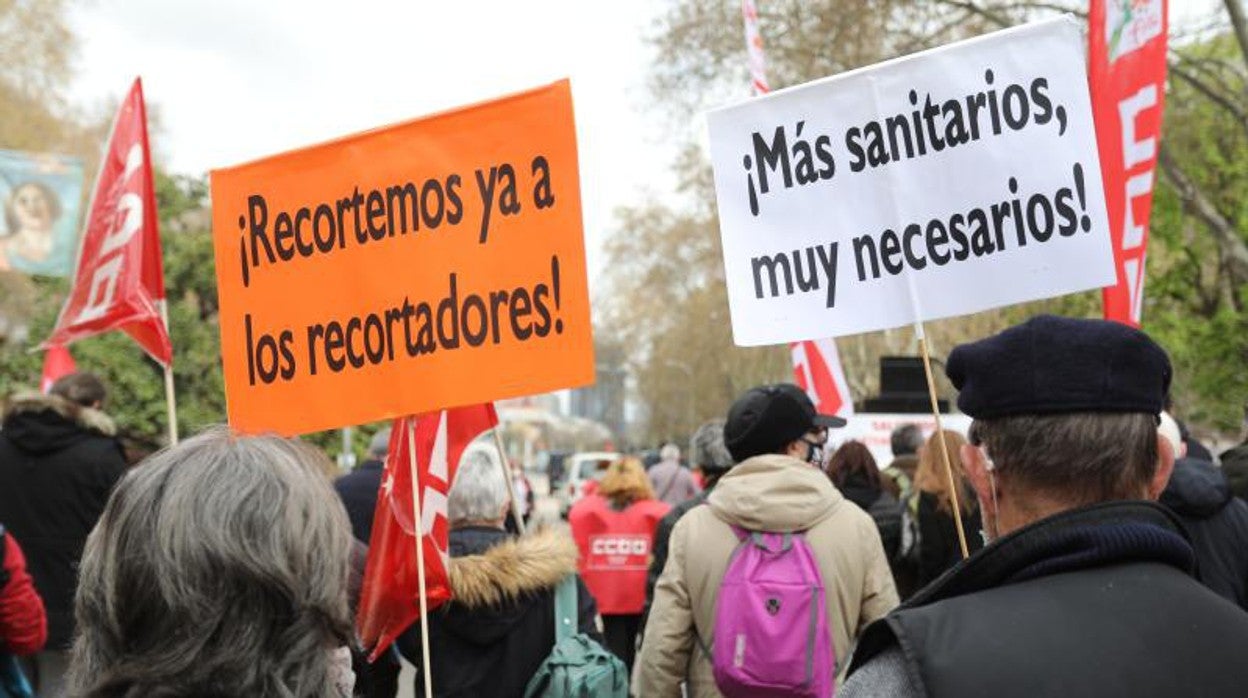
[723,383,847,463]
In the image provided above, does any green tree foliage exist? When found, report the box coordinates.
[1145,31,1248,431]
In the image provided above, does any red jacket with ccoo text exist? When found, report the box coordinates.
[569,495,670,615]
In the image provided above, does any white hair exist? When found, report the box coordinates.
[69,427,353,697]
[660,443,681,462]
[449,448,510,524]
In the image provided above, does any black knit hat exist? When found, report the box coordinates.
[724,383,846,463]
[946,315,1172,419]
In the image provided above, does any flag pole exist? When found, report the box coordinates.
[492,427,526,534]
[915,321,970,559]
[158,300,179,446]
[406,419,435,698]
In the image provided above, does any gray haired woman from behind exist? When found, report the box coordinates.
[67,428,356,697]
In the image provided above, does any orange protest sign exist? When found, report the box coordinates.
[210,80,593,435]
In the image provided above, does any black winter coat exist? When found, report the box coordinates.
[916,491,983,586]
[0,393,127,649]
[849,501,1248,697]
[397,526,602,698]
[840,476,902,559]
[334,459,384,543]
[1161,457,1248,609]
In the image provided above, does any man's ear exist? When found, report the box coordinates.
[783,439,805,460]
[1148,433,1176,501]
[962,444,996,515]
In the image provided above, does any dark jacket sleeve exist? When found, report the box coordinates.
[575,574,604,644]
[85,437,129,521]
[640,503,685,640]
[917,495,950,586]
[0,532,47,655]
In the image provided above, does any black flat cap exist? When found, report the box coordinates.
[724,383,846,463]
[946,315,1171,419]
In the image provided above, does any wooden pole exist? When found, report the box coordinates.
[158,300,179,446]
[406,420,434,698]
[915,322,971,559]
[492,427,526,534]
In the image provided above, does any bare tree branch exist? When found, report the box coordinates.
[1225,0,1248,70]
[1158,146,1248,286]
[931,0,1083,28]
[1168,58,1248,131]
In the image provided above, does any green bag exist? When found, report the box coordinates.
[523,575,628,698]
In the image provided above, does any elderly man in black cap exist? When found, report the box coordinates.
[636,383,897,697]
[842,315,1248,698]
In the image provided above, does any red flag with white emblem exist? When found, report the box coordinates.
[42,78,171,365]
[792,338,854,417]
[1090,0,1168,326]
[357,403,499,658]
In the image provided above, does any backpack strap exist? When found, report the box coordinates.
[730,525,795,552]
[553,575,578,643]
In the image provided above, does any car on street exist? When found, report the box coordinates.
[556,451,619,518]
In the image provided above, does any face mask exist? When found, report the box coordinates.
[801,437,825,467]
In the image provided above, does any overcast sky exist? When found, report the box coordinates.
[66,1,1219,297]
[67,0,682,295]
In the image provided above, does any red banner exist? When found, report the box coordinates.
[39,345,76,394]
[1090,0,1168,326]
[357,403,498,658]
[792,338,854,417]
[43,78,171,364]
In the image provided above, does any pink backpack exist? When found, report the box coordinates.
[706,527,834,697]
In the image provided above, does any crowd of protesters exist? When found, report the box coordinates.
[3,314,1248,696]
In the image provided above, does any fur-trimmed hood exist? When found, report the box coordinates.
[2,391,116,454]
[436,526,579,648]
[448,527,578,609]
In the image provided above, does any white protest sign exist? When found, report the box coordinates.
[829,413,973,469]
[708,16,1114,346]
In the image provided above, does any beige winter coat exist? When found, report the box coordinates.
[635,454,899,697]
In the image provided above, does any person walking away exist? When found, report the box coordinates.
[647,444,700,507]
[569,457,669,671]
[67,428,356,697]
[642,420,735,635]
[880,424,923,500]
[334,428,391,545]
[0,373,127,697]
[911,430,983,587]
[398,451,602,697]
[827,441,901,559]
[843,315,1248,698]
[1157,412,1248,610]
[636,383,898,697]
[510,459,534,524]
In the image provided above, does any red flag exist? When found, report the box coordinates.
[792,338,854,418]
[357,403,499,657]
[43,78,171,364]
[1089,0,1168,326]
[39,345,77,394]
